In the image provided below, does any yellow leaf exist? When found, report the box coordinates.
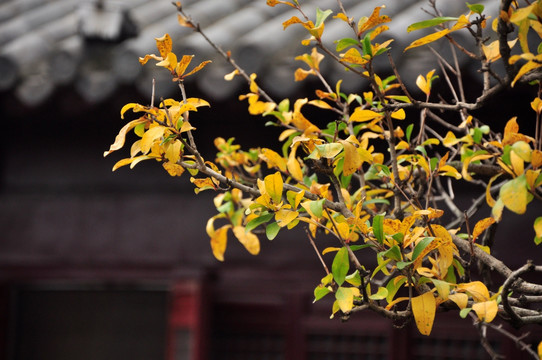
[139,53,163,65]
[472,300,498,322]
[210,225,230,261]
[336,287,360,313]
[104,118,146,157]
[512,60,542,87]
[165,139,182,163]
[294,68,313,81]
[442,131,462,147]
[357,6,390,36]
[416,74,429,96]
[350,108,383,122]
[405,28,452,51]
[340,48,368,65]
[395,141,410,150]
[233,226,260,255]
[462,154,494,181]
[287,144,304,182]
[448,292,469,309]
[163,162,185,176]
[112,155,154,171]
[308,99,332,109]
[510,149,525,176]
[472,217,496,243]
[140,125,166,154]
[486,174,501,207]
[156,52,177,72]
[334,12,351,24]
[512,141,533,162]
[499,175,528,214]
[175,55,194,77]
[224,69,240,81]
[154,33,172,58]
[265,172,284,204]
[457,281,490,302]
[339,140,362,176]
[391,108,406,120]
[531,97,542,114]
[533,149,542,169]
[190,177,217,190]
[179,120,196,133]
[183,60,212,78]
[120,103,146,119]
[275,209,299,227]
[411,292,436,336]
[322,247,341,255]
[538,341,542,359]
[260,148,287,172]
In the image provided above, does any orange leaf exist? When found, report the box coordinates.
[183,60,212,78]
[210,225,230,261]
[154,34,172,58]
[472,217,496,243]
[358,6,391,36]
[174,55,194,77]
[532,149,542,169]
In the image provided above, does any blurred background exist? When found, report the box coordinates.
[0,0,541,359]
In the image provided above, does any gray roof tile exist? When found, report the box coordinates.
[0,0,494,106]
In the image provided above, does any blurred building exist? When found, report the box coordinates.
[0,0,540,359]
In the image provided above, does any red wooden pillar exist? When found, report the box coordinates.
[166,278,209,360]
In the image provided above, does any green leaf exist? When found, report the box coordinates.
[499,175,530,214]
[321,273,334,286]
[314,143,343,159]
[472,127,483,144]
[407,17,459,33]
[335,37,359,52]
[335,286,355,312]
[412,237,435,262]
[459,307,472,318]
[466,3,484,15]
[534,217,542,245]
[315,8,333,27]
[386,276,407,303]
[314,285,332,302]
[332,247,350,286]
[304,198,326,218]
[216,201,234,214]
[396,260,413,270]
[349,244,374,252]
[363,198,390,206]
[369,286,388,300]
[381,245,402,262]
[277,98,290,113]
[245,212,274,232]
[266,222,280,240]
[345,270,362,287]
[372,214,384,244]
[406,123,414,142]
[430,279,450,300]
[362,34,372,57]
[372,257,392,278]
